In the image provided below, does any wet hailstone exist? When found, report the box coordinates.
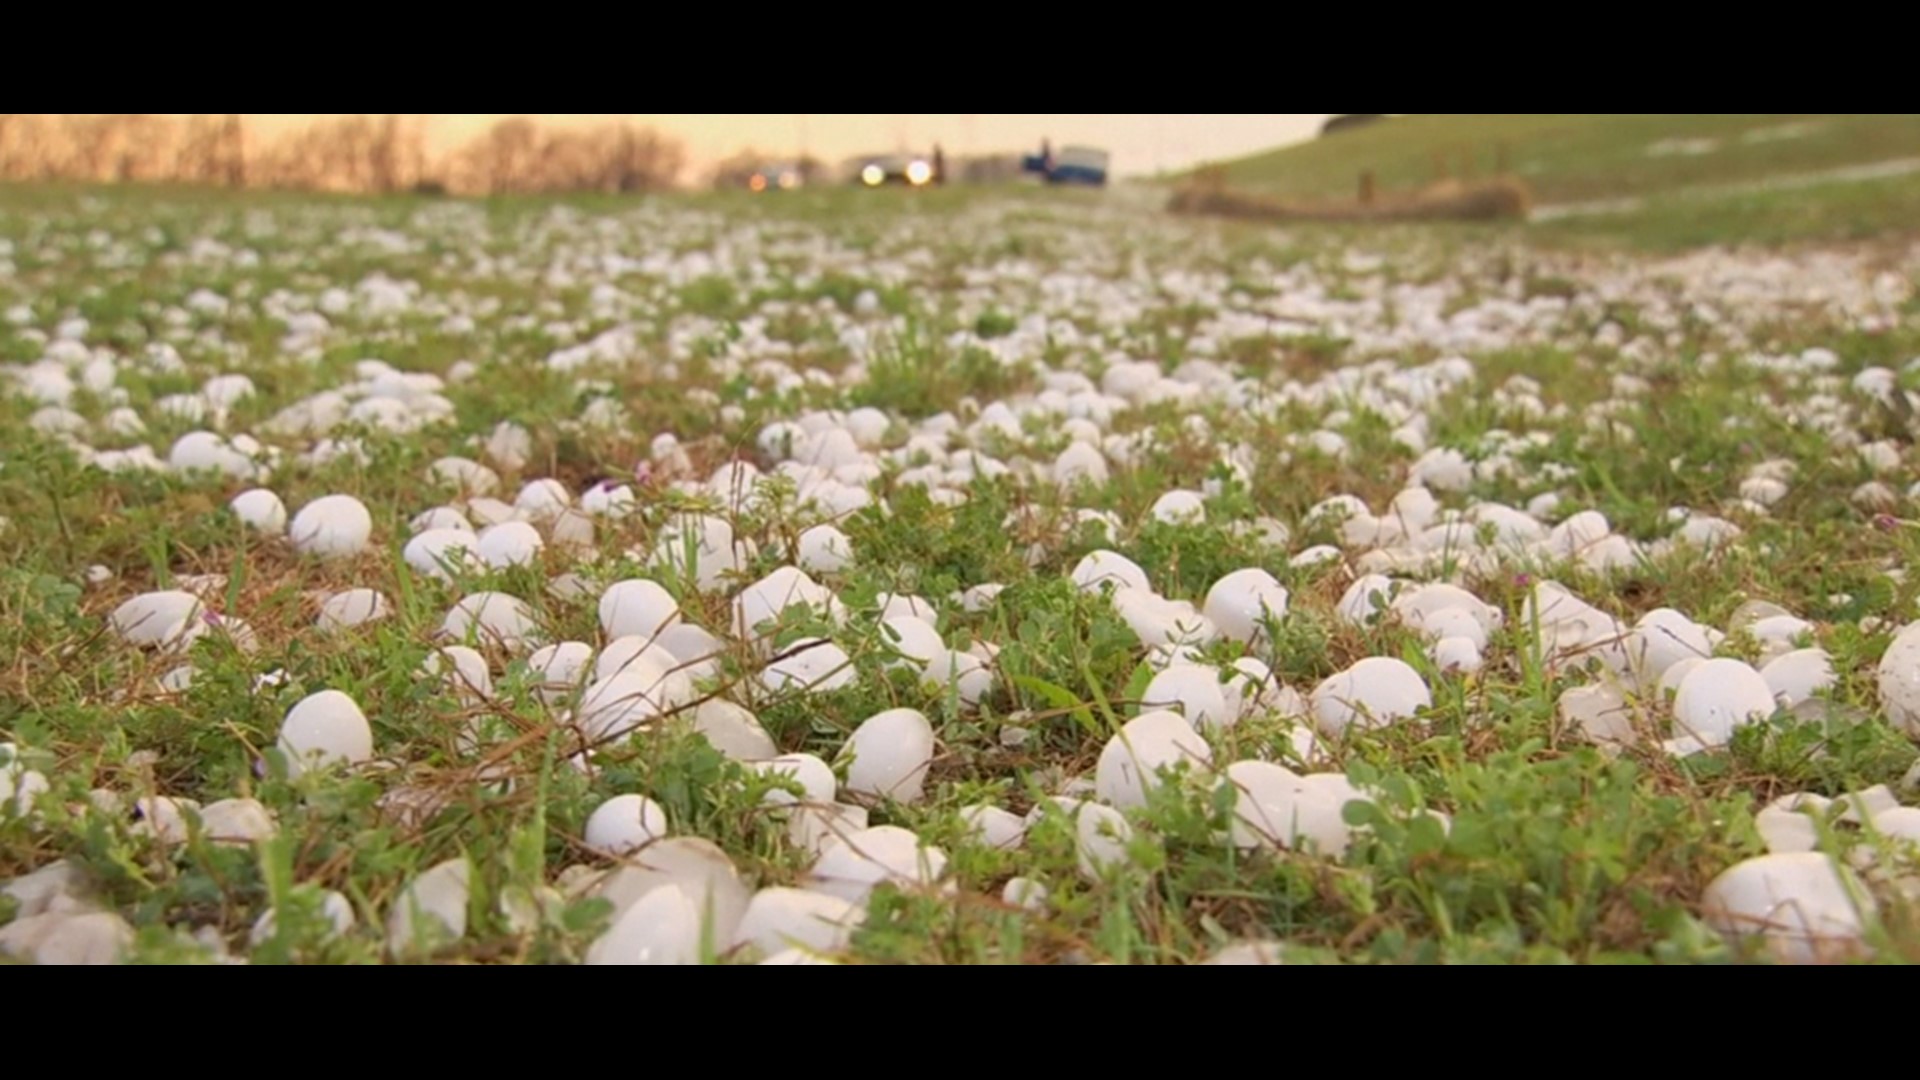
[1700,852,1876,963]
[288,494,373,560]
[842,708,936,805]
[277,690,373,778]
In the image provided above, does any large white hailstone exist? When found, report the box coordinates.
[1202,941,1288,966]
[795,525,855,575]
[1747,615,1815,662]
[878,616,944,669]
[410,506,472,535]
[0,910,133,965]
[651,514,750,593]
[1286,773,1375,858]
[759,638,854,694]
[386,857,471,957]
[229,489,286,533]
[317,588,390,633]
[1149,490,1206,525]
[1223,760,1307,851]
[476,521,544,569]
[598,579,681,642]
[1001,877,1049,911]
[1334,574,1400,627]
[1545,510,1610,558]
[1410,447,1474,490]
[1671,658,1777,749]
[1658,657,1706,700]
[875,592,937,624]
[1578,534,1643,574]
[1203,568,1290,645]
[1875,806,1920,843]
[527,642,594,703]
[1141,665,1230,729]
[843,708,935,805]
[750,753,837,808]
[922,647,992,707]
[1291,544,1343,569]
[585,883,705,966]
[1221,657,1305,724]
[1095,710,1213,810]
[590,836,749,941]
[1311,658,1431,738]
[110,590,206,651]
[1111,590,1217,649]
[959,805,1026,850]
[732,566,840,641]
[1877,621,1920,737]
[1,753,49,819]
[1430,637,1483,674]
[731,888,865,958]
[1700,853,1876,963]
[197,798,276,844]
[1070,550,1150,594]
[838,406,886,448]
[1391,583,1501,640]
[1053,442,1109,487]
[513,478,572,522]
[593,635,680,683]
[404,528,482,582]
[1753,797,1823,855]
[691,699,777,761]
[577,670,674,742]
[466,497,517,527]
[1760,649,1835,709]
[580,481,636,519]
[278,690,372,778]
[584,794,670,855]
[441,592,539,650]
[168,431,258,479]
[427,457,499,496]
[1559,682,1636,745]
[133,796,199,844]
[250,890,356,947]
[289,495,373,560]
[1629,608,1718,679]
[483,421,532,472]
[422,646,493,702]
[806,825,947,903]
[1073,802,1136,879]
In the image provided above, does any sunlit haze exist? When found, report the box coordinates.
[239,114,1332,177]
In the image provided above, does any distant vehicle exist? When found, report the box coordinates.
[748,163,803,193]
[855,154,936,188]
[1021,144,1110,187]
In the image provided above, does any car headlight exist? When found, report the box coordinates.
[905,160,933,186]
[861,165,884,187]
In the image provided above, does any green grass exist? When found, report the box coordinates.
[1214,114,1920,204]
[2,179,1919,965]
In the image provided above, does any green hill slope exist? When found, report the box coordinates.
[1216,114,1920,204]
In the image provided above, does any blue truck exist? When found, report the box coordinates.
[1022,144,1110,187]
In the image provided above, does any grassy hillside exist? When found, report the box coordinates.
[1216,115,1920,204]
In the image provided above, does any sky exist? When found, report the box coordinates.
[241,114,1333,178]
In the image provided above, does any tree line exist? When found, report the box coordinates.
[0,114,688,195]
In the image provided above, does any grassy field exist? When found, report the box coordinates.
[2,178,1919,964]
[1214,114,1920,204]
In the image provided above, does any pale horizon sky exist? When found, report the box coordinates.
[241,114,1333,177]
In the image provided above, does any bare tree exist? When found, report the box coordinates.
[0,113,687,195]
